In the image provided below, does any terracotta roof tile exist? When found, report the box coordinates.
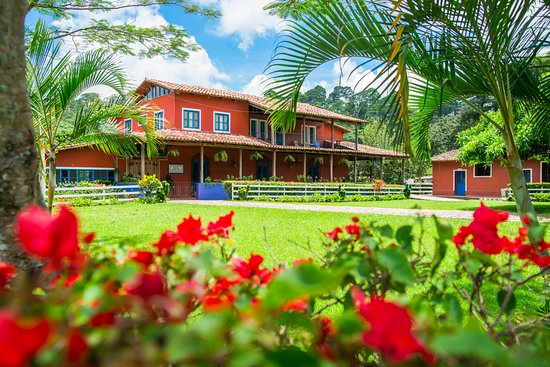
[337,141,407,158]
[137,78,365,124]
[431,149,459,162]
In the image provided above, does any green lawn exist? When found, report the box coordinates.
[75,202,542,319]
[309,198,550,214]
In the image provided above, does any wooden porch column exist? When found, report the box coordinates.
[271,127,276,144]
[401,159,406,182]
[331,120,335,148]
[200,144,204,183]
[303,151,307,178]
[380,157,384,180]
[140,143,145,178]
[239,147,243,178]
[125,158,129,174]
[330,153,334,182]
[272,150,277,178]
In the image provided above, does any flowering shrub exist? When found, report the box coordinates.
[0,203,549,366]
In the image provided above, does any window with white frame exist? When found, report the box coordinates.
[301,125,316,145]
[137,114,147,126]
[183,108,200,130]
[154,110,164,130]
[474,163,491,177]
[523,169,532,183]
[250,119,258,137]
[124,119,132,135]
[249,119,268,140]
[542,162,550,182]
[214,112,230,132]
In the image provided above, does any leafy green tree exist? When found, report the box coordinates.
[27,22,160,211]
[265,0,336,19]
[26,0,218,60]
[298,85,327,107]
[266,0,550,222]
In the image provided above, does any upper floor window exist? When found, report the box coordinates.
[124,119,132,135]
[523,169,532,183]
[137,114,147,126]
[183,108,200,130]
[250,119,269,140]
[474,163,491,177]
[145,86,171,100]
[154,110,164,130]
[302,125,317,145]
[214,112,230,133]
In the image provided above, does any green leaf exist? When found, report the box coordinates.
[378,224,394,238]
[396,225,414,253]
[263,264,343,309]
[431,240,448,276]
[443,294,463,324]
[377,248,416,285]
[431,329,508,363]
[497,290,517,315]
[266,347,320,367]
[433,217,453,243]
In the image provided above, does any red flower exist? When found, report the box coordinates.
[505,228,550,267]
[177,215,208,245]
[231,254,272,285]
[82,232,95,244]
[203,277,238,310]
[283,296,309,312]
[153,230,180,255]
[351,288,434,363]
[316,317,335,359]
[453,203,509,255]
[66,329,89,365]
[129,250,154,267]
[345,224,361,239]
[207,211,235,238]
[15,205,80,270]
[325,227,343,241]
[0,262,16,290]
[294,257,313,267]
[125,271,167,303]
[90,311,117,328]
[0,311,52,367]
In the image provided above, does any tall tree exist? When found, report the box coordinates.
[27,21,160,211]
[0,0,40,270]
[298,85,327,107]
[266,0,550,222]
[26,0,218,60]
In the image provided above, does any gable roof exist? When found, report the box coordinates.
[431,149,459,162]
[136,78,365,124]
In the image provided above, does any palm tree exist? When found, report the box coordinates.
[265,0,550,222]
[27,21,160,211]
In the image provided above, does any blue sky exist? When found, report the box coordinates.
[32,0,379,96]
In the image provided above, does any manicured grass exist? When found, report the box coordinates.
[313,198,550,214]
[74,202,543,318]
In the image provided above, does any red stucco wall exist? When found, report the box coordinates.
[433,159,542,197]
[56,147,117,169]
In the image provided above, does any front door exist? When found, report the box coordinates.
[191,159,209,193]
[307,162,319,181]
[256,162,270,181]
[454,170,466,196]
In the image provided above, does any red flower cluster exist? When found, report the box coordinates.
[351,288,434,363]
[325,223,361,241]
[0,262,16,290]
[0,311,52,367]
[454,203,550,267]
[14,205,83,271]
[231,254,273,285]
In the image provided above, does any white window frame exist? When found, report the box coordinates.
[452,169,468,192]
[250,119,259,138]
[473,163,492,178]
[301,125,316,145]
[213,111,231,133]
[182,108,201,130]
[540,161,549,182]
[123,118,132,135]
[523,168,533,183]
[259,120,268,140]
[154,110,164,130]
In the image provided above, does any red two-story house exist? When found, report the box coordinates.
[55,79,406,197]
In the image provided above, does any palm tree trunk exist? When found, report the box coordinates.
[47,149,57,211]
[502,130,537,225]
[0,0,42,269]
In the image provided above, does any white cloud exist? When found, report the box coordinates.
[208,0,282,51]
[241,74,271,95]
[51,5,230,96]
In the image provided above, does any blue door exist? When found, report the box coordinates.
[455,171,466,196]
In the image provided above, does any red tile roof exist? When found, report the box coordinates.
[132,129,406,158]
[136,78,365,124]
[431,149,459,162]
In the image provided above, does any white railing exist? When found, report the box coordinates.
[501,187,550,198]
[54,185,142,203]
[410,182,433,195]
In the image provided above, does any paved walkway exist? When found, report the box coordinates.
[169,200,523,222]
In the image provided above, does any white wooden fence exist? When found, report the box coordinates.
[501,187,550,198]
[230,182,432,200]
[54,185,142,204]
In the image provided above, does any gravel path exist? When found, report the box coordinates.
[168,200,524,222]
